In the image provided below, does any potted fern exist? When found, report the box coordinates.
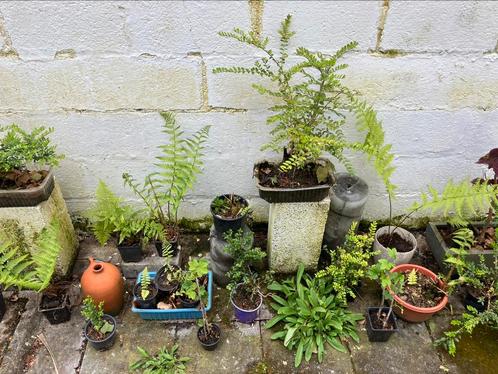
[0,124,64,207]
[214,15,395,203]
[82,296,117,351]
[210,194,250,236]
[123,111,210,255]
[88,181,145,263]
[0,220,69,324]
[223,229,267,324]
[426,150,498,270]
[133,267,158,309]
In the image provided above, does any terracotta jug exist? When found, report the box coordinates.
[81,257,124,315]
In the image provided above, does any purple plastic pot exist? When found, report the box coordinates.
[230,285,262,324]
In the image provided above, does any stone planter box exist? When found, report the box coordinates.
[0,177,77,277]
[0,170,55,207]
[425,222,497,272]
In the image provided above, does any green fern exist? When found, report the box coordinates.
[123,112,210,236]
[407,269,418,286]
[140,267,151,300]
[410,180,498,226]
[214,15,395,192]
[0,219,61,292]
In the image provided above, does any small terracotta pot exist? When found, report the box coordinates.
[389,264,448,322]
[81,257,124,315]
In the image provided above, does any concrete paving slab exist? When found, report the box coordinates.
[261,325,354,374]
[176,321,262,374]
[79,307,176,374]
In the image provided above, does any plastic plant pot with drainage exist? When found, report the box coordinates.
[197,323,221,351]
[38,293,71,325]
[117,242,143,263]
[84,314,117,351]
[365,307,398,342]
[132,271,213,320]
[230,284,263,324]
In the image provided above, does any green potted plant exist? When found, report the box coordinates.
[214,15,395,203]
[81,296,117,351]
[88,180,145,262]
[130,345,190,373]
[0,124,64,206]
[123,111,210,256]
[176,259,209,308]
[316,221,377,304]
[0,220,69,324]
[210,193,250,236]
[223,229,267,324]
[196,277,221,351]
[132,267,158,309]
[375,178,498,265]
[365,249,403,342]
[426,150,498,270]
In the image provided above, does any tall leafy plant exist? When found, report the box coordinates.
[0,219,61,291]
[214,15,395,194]
[123,112,210,241]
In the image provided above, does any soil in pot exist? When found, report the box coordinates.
[211,194,248,219]
[232,286,260,310]
[154,266,181,294]
[378,232,413,252]
[439,224,496,251]
[368,308,396,330]
[197,323,221,351]
[85,316,116,351]
[366,307,397,342]
[397,271,445,308]
[255,161,323,188]
[133,283,158,309]
[0,169,49,190]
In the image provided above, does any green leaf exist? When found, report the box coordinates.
[284,327,298,346]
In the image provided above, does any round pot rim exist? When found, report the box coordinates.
[84,314,116,343]
[133,282,158,302]
[230,284,263,313]
[389,264,448,314]
[197,323,221,346]
[210,194,249,222]
[375,226,417,253]
[154,267,180,292]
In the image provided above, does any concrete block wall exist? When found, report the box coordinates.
[0,1,497,222]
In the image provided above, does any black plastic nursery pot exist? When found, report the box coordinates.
[132,283,158,309]
[365,307,398,342]
[155,236,179,257]
[197,323,221,351]
[117,242,143,263]
[253,160,334,203]
[178,295,200,309]
[38,293,71,325]
[84,315,117,351]
[463,291,494,313]
[426,222,498,272]
[210,194,249,237]
[0,291,5,322]
[154,265,180,297]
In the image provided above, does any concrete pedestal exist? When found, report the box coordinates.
[0,182,77,277]
[268,197,330,273]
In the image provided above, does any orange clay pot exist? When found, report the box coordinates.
[81,257,124,315]
[389,264,448,322]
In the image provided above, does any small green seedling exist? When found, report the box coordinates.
[141,267,151,300]
[81,296,114,334]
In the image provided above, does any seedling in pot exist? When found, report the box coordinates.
[367,248,404,338]
[196,279,221,351]
[211,194,250,219]
[176,259,209,308]
[81,296,116,350]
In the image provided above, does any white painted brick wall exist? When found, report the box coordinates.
[0,0,497,222]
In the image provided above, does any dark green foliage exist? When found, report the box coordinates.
[316,222,376,305]
[176,259,209,301]
[265,265,363,367]
[214,15,395,194]
[123,112,210,240]
[81,296,114,334]
[129,344,190,374]
[0,124,64,172]
[0,219,61,291]
[223,229,266,292]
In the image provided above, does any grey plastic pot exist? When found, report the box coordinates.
[373,226,417,265]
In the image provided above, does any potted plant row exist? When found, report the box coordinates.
[88,112,210,263]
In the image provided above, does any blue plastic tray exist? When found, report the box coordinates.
[131,271,213,320]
